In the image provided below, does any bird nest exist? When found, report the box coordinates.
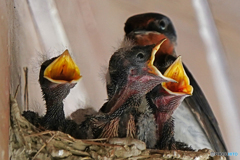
[9,96,226,160]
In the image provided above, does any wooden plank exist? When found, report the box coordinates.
[209,0,240,110]
[9,0,43,114]
[0,0,10,159]
[208,0,240,157]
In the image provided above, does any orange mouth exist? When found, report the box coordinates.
[162,56,193,95]
[44,49,82,84]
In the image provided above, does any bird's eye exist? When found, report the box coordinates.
[136,52,144,59]
[159,20,167,30]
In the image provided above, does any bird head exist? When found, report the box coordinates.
[104,39,175,114]
[39,49,81,105]
[124,12,177,56]
[148,55,193,113]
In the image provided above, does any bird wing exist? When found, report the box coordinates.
[183,63,228,152]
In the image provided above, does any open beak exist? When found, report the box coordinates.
[162,56,193,95]
[44,49,82,84]
[147,38,176,83]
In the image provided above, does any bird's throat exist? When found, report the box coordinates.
[155,112,172,139]
[135,32,175,56]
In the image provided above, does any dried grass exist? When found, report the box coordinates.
[9,96,226,160]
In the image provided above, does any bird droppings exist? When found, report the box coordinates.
[9,96,226,160]
[109,138,146,151]
[50,149,72,158]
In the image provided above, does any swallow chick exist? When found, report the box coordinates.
[123,12,227,153]
[23,50,81,131]
[84,40,174,140]
[146,55,193,150]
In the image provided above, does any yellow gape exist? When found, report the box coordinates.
[44,49,81,84]
[162,56,193,95]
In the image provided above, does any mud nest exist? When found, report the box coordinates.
[9,96,226,160]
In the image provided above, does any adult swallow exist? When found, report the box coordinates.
[123,12,227,152]
[86,41,174,140]
[23,50,81,131]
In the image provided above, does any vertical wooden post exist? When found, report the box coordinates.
[0,0,10,159]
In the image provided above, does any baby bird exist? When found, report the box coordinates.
[83,40,175,140]
[23,50,81,131]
